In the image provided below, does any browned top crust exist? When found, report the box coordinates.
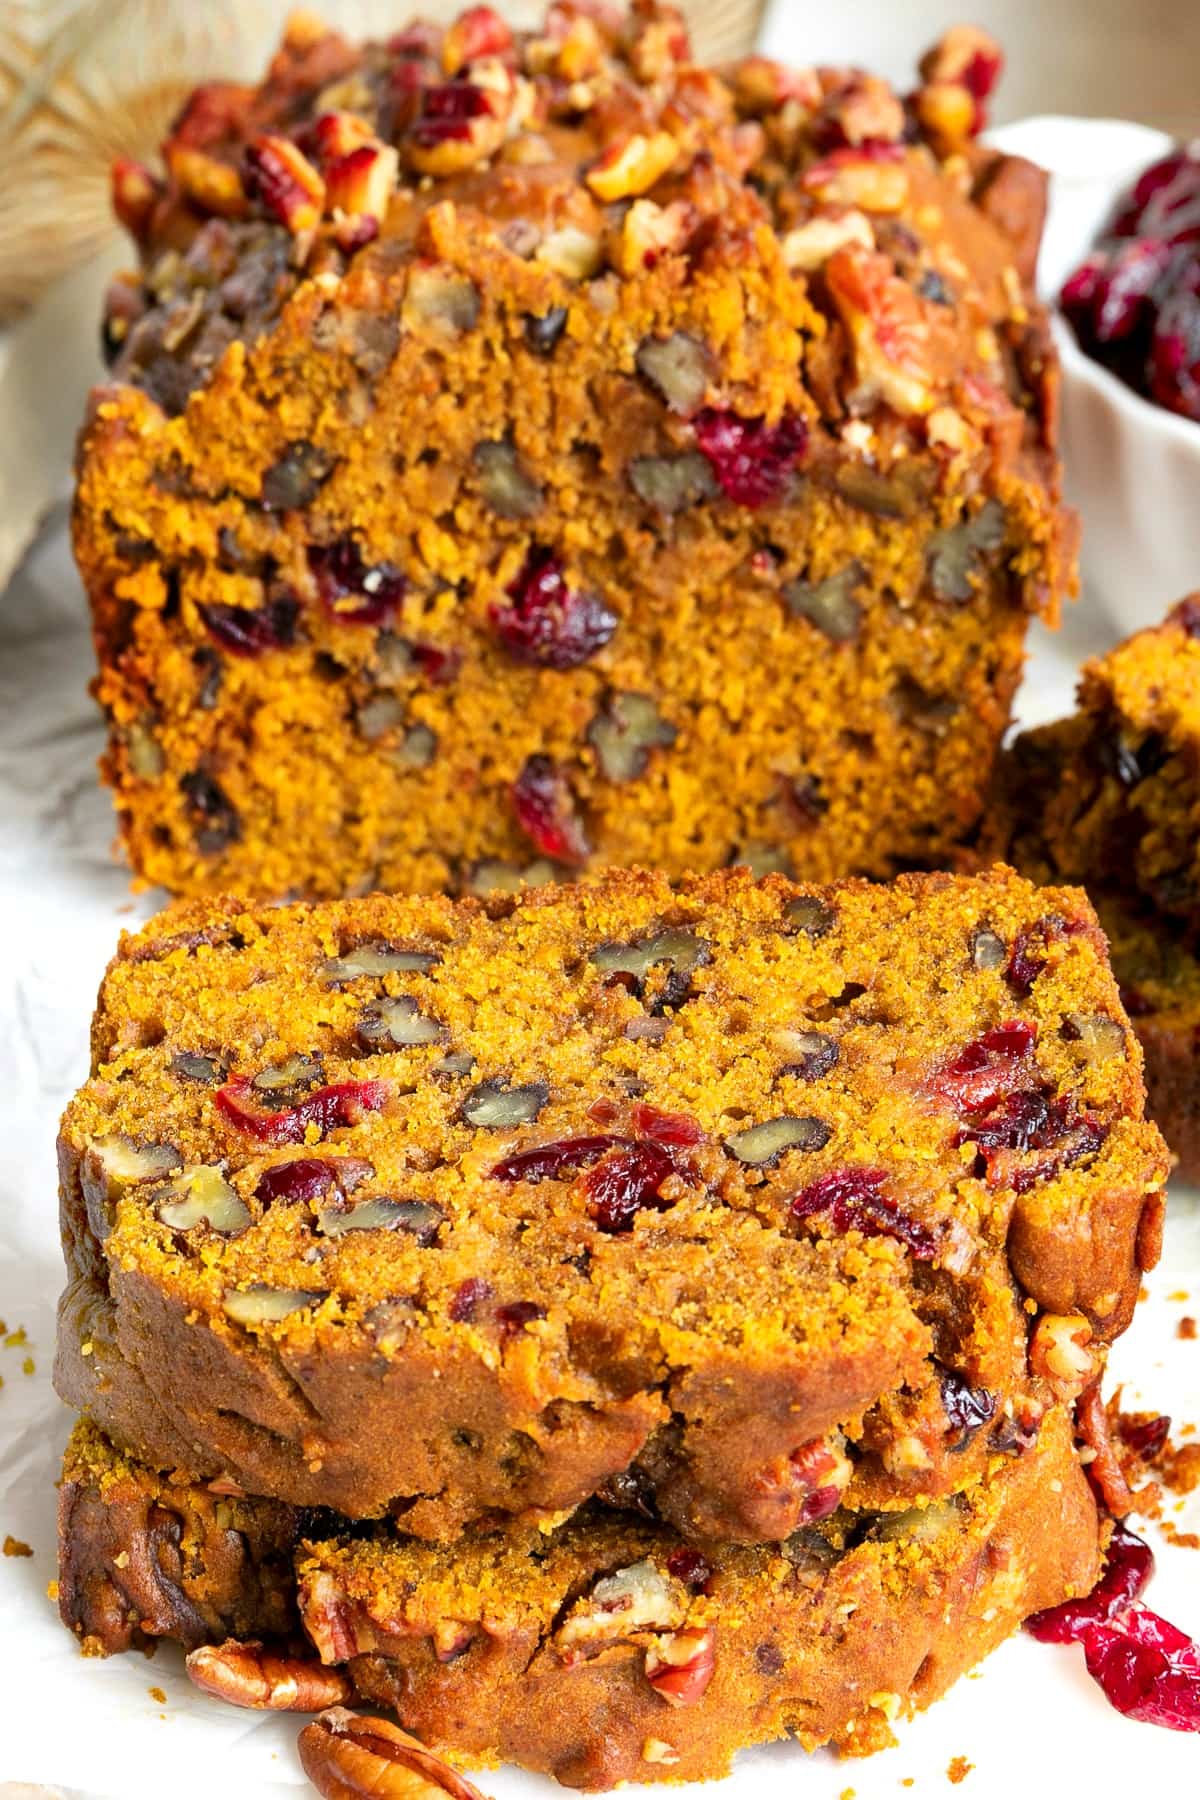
[99,3,1063,591]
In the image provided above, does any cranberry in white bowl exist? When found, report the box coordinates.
[988,117,1200,637]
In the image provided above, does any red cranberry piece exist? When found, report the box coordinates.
[959,1087,1054,1153]
[584,1142,675,1234]
[411,80,492,147]
[987,1106,1108,1194]
[1150,257,1200,423]
[798,1484,841,1525]
[1112,149,1200,245]
[308,540,406,626]
[1083,1606,1200,1731]
[449,1277,492,1322]
[937,1365,997,1448]
[511,755,591,866]
[956,1084,1108,1192]
[933,1019,1037,1111]
[960,44,1004,126]
[255,1156,370,1205]
[199,596,299,657]
[666,1549,714,1589]
[789,1167,936,1260]
[630,1103,705,1147]
[1027,1522,1200,1732]
[489,1134,625,1184]
[692,408,808,508]
[1026,1523,1154,1644]
[215,1074,388,1144]
[490,550,616,669]
[788,1438,845,1523]
[1120,1413,1172,1460]
[495,1299,546,1339]
[1005,914,1080,996]
[1062,239,1175,353]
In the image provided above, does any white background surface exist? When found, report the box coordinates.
[0,71,1198,1800]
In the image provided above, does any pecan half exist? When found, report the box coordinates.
[186,1641,352,1711]
[298,1708,490,1799]
[1029,1312,1096,1401]
[1076,1383,1136,1519]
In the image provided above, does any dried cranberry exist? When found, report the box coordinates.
[1112,148,1200,245]
[215,1074,388,1144]
[960,44,1004,127]
[495,1299,546,1339]
[1061,239,1174,352]
[1006,914,1080,996]
[981,1105,1107,1193]
[511,755,590,866]
[956,1086,1107,1192]
[584,1142,675,1234]
[756,1641,784,1675]
[960,1088,1054,1153]
[1061,149,1200,423]
[630,1104,705,1147]
[1120,1413,1172,1460]
[666,1549,714,1589]
[932,1020,1037,1110]
[490,550,616,669]
[308,540,406,627]
[789,1167,936,1260]
[489,1135,625,1184]
[199,596,299,657]
[937,1365,997,1448]
[1150,256,1200,422]
[1026,1523,1154,1644]
[449,1277,492,1322]
[798,1485,841,1525]
[692,408,808,507]
[1027,1523,1200,1731]
[255,1157,368,1205]
[1083,1606,1200,1731]
[410,79,492,146]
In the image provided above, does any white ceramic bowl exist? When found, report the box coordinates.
[989,116,1200,637]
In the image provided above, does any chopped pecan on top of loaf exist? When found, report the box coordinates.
[80,8,1071,904]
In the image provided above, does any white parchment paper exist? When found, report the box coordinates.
[0,117,1197,1798]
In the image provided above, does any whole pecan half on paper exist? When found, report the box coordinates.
[299,1707,492,1800]
[186,1640,353,1711]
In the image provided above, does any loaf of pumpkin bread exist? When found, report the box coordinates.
[80,4,1072,899]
